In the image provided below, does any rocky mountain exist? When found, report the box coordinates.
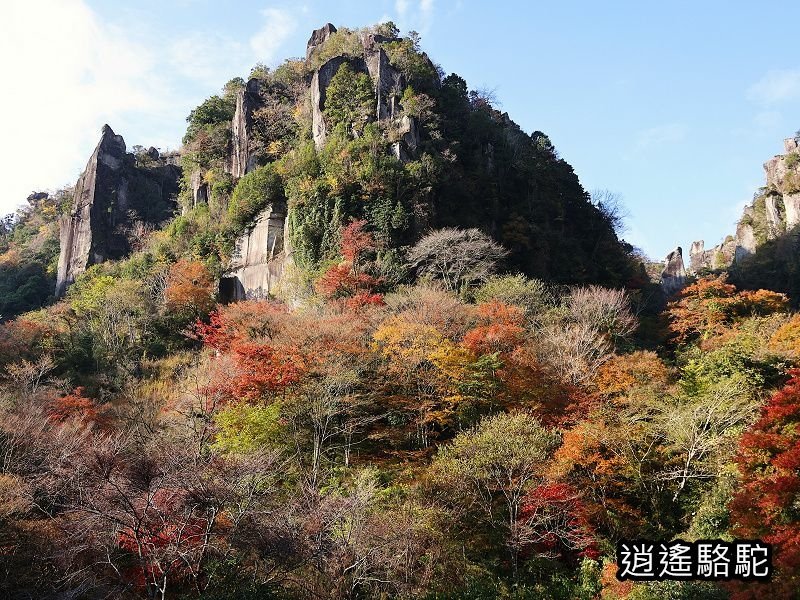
[687,136,800,275]
[52,22,641,303]
[55,125,180,296]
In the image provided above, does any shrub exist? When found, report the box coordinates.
[228,165,284,233]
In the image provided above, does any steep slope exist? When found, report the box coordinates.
[44,23,640,303]
[55,125,180,295]
[688,135,800,275]
[184,23,641,299]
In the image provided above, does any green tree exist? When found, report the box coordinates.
[428,412,560,575]
[324,63,374,134]
[228,164,285,232]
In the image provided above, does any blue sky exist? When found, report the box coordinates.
[2,0,799,260]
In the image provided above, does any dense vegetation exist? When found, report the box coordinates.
[167,23,642,293]
[0,192,61,319]
[1,22,798,600]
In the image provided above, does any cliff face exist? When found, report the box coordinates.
[308,31,418,155]
[219,24,426,301]
[219,202,289,301]
[228,78,263,179]
[55,125,180,296]
[688,136,800,274]
[660,246,687,295]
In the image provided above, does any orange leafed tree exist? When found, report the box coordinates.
[164,259,216,318]
[593,351,670,397]
[48,387,106,426]
[770,313,800,357]
[195,302,306,403]
[462,300,525,355]
[667,275,787,345]
[316,220,382,300]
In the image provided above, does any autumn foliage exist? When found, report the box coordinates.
[196,303,306,402]
[667,275,788,345]
[316,220,383,301]
[729,370,800,596]
[164,259,216,318]
[48,387,106,426]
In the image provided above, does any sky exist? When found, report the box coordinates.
[1,0,799,260]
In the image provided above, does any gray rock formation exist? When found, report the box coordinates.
[785,192,800,229]
[306,23,336,59]
[688,237,737,274]
[56,125,128,296]
[734,208,757,262]
[765,194,784,238]
[190,169,209,209]
[228,78,262,179]
[689,240,707,273]
[56,125,179,296]
[685,137,800,272]
[311,55,361,149]
[661,246,687,295]
[219,202,289,301]
[308,27,418,159]
[361,35,403,121]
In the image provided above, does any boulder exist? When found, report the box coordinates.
[661,246,687,295]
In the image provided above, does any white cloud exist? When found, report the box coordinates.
[633,123,687,151]
[395,0,410,20]
[0,0,171,215]
[169,33,247,87]
[747,69,800,105]
[0,1,303,216]
[250,8,297,62]
[395,0,435,33]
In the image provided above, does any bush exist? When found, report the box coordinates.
[473,274,553,318]
[228,165,285,233]
[408,228,508,293]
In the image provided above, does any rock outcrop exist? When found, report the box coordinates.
[686,136,800,273]
[190,169,209,209]
[311,55,361,149]
[308,26,419,158]
[228,78,262,179]
[785,192,800,230]
[56,125,179,296]
[219,202,289,301]
[734,207,757,262]
[306,23,337,59]
[661,246,687,295]
[689,237,736,273]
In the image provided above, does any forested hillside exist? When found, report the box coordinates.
[0,21,798,600]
